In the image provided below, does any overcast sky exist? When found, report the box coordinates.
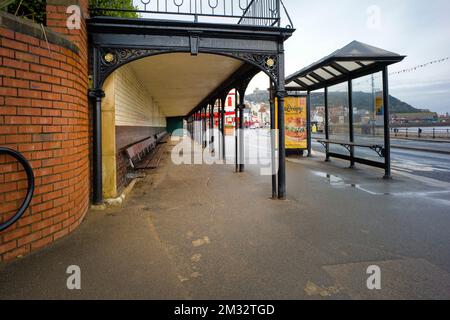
[248,0,450,114]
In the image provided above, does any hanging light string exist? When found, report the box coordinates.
[350,56,450,87]
[389,56,450,76]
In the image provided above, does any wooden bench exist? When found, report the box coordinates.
[155,131,169,144]
[124,134,167,170]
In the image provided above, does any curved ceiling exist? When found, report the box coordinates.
[126,53,244,117]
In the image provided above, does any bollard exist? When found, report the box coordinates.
[433,128,436,139]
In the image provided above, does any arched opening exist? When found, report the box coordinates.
[99,52,266,199]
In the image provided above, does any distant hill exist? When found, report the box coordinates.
[245,89,425,114]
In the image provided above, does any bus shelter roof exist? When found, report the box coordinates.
[286,41,406,91]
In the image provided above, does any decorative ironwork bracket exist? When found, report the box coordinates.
[232,52,279,83]
[370,145,385,158]
[97,48,168,86]
[96,47,280,87]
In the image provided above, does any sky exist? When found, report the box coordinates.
[247,0,450,115]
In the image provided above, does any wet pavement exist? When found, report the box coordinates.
[1,138,450,299]
[310,139,450,184]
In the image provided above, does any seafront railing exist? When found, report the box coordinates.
[392,127,450,140]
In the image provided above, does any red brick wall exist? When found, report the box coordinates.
[0,1,90,262]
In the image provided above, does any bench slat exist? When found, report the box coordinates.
[124,134,166,170]
[317,139,383,149]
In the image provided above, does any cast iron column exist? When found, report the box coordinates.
[269,82,277,199]
[276,91,286,199]
[203,106,207,148]
[221,97,226,161]
[197,112,200,144]
[235,89,239,172]
[383,66,391,179]
[199,111,202,144]
[214,100,222,159]
[206,105,210,148]
[195,112,198,144]
[210,104,214,149]
[348,80,355,168]
[277,42,287,199]
[306,91,312,157]
[324,87,330,161]
[238,90,245,173]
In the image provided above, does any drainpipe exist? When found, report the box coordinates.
[89,88,105,205]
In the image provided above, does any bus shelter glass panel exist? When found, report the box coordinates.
[327,82,349,156]
[352,72,385,162]
[310,89,325,140]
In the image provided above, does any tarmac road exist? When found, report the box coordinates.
[237,129,450,184]
[310,140,450,184]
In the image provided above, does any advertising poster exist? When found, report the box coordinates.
[281,96,308,150]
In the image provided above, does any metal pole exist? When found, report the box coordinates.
[217,101,222,158]
[218,100,222,159]
[239,90,245,172]
[221,98,226,160]
[277,42,286,199]
[208,104,211,147]
[276,0,281,27]
[383,66,391,179]
[348,80,355,168]
[324,87,330,162]
[306,91,312,157]
[235,89,239,172]
[269,82,277,198]
[277,92,286,199]
[197,112,200,144]
[210,104,214,152]
[203,106,207,148]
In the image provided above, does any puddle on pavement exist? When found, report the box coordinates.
[313,171,346,186]
[312,171,450,197]
[312,171,382,194]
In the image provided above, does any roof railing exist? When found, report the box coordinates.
[89,0,293,27]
